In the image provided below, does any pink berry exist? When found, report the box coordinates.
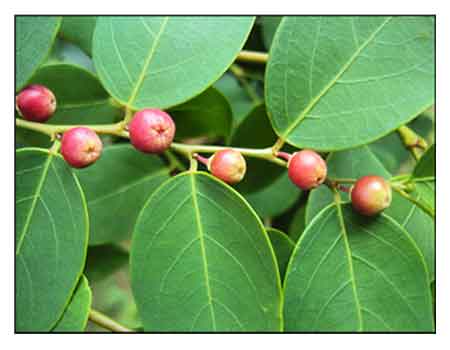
[208,149,246,184]
[129,109,175,153]
[61,127,103,168]
[16,84,56,122]
[287,150,327,190]
[350,175,392,216]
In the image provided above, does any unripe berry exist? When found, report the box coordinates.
[350,175,392,216]
[129,109,175,153]
[16,84,56,122]
[61,127,103,168]
[287,150,327,190]
[208,149,246,184]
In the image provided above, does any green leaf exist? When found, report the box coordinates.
[214,73,257,127]
[266,228,295,281]
[16,16,61,90]
[260,16,283,49]
[266,16,435,150]
[93,16,255,110]
[84,245,129,283]
[52,275,92,332]
[169,87,232,140]
[76,144,170,245]
[48,39,95,72]
[28,63,122,125]
[131,172,282,331]
[410,144,435,216]
[16,147,89,331]
[306,145,435,280]
[288,203,307,242]
[284,203,434,331]
[60,16,97,55]
[244,172,301,218]
[231,104,284,193]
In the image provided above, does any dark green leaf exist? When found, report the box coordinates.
[244,172,301,218]
[16,16,61,90]
[266,16,435,150]
[131,172,282,331]
[214,73,257,127]
[16,147,89,331]
[84,245,129,283]
[76,144,170,245]
[266,228,295,281]
[260,16,283,49]
[288,203,307,242]
[170,87,232,140]
[52,275,92,332]
[284,203,434,331]
[93,16,255,109]
[60,16,97,55]
[410,144,435,216]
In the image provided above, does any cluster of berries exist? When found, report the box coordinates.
[16,84,392,216]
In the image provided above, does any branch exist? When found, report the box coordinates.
[236,50,269,64]
[88,309,133,333]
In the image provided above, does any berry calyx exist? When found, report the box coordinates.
[350,175,392,216]
[207,149,247,184]
[129,109,175,153]
[16,84,56,122]
[61,127,103,168]
[286,150,327,190]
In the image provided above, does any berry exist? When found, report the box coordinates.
[16,84,56,122]
[287,150,327,190]
[208,149,246,184]
[61,127,103,168]
[129,109,175,153]
[350,175,392,216]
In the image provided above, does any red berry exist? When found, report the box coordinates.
[129,109,175,153]
[16,84,56,122]
[350,175,392,216]
[208,149,246,184]
[287,150,327,190]
[61,127,103,168]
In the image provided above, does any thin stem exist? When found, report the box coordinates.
[276,151,291,162]
[189,157,198,172]
[193,153,210,167]
[170,142,287,167]
[236,50,269,64]
[164,150,187,171]
[88,309,132,333]
[272,138,285,154]
[16,118,129,139]
[123,107,134,124]
[327,177,357,184]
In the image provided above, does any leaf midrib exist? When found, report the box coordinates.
[281,16,393,140]
[190,174,217,330]
[16,149,55,255]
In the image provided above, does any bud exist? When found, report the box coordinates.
[16,84,56,122]
[350,175,392,216]
[287,150,327,190]
[61,127,103,168]
[208,149,246,184]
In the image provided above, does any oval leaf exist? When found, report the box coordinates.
[131,172,282,331]
[267,228,295,281]
[284,203,434,331]
[16,16,61,90]
[16,147,89,331]
[93,16,255,109]
[52,275,92,332]
[76,144,170,245]
[169,87,232,140]
[266,16,435,150]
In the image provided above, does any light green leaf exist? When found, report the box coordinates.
[16,16,61,90]
[131,172,282,331]
[169,87,232,140]
[48,39,95,72]
[16,147,89,331]
[306,145,435,280]
[266,16,435,150]
[410,144,435,216]
[52,275,92,332]
[60,16,97,55]
[284,203,434,331]
[93,16,255,110]
[244,172,301,218]
[267,228,294,281]
[76,144,170,245]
